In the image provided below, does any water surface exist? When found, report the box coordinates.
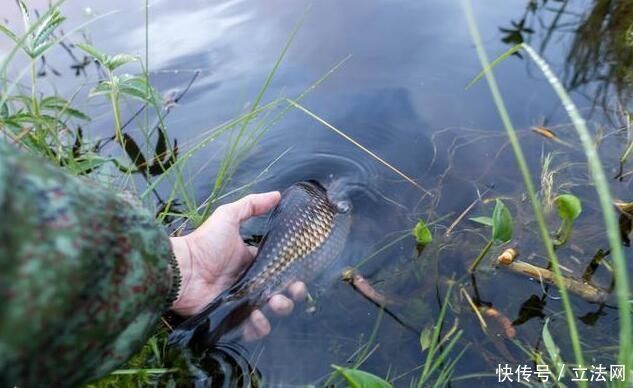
[3,0,631,386]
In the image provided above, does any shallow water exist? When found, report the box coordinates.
[3,0,633,386]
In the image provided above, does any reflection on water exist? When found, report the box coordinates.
[501,0,633,106]
[4,0,633,385]
[159,344,262,388]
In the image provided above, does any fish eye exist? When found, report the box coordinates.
[335,200,352,214]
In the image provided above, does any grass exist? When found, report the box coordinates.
[2,0,632,387]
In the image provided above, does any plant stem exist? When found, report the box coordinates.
[29,59,42,147]
[30,61,39,118]
[554,220,571,246]
[469,239,493,273]
[109,78,123,144]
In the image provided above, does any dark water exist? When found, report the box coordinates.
[4,0,633,386]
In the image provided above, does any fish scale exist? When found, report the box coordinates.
[168,180,351,350]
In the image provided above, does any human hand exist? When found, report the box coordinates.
[169,192,307,341]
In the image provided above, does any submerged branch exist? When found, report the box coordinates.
[342,268,399,308]
[341,268,419,336]
[495,253,608,304]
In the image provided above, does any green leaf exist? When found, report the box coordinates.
[469,216,494,227]
[412,219,433,245]
[420,326,433,352]
[542,319,559,362]
[118,74,159,104]
[16,0,31,34]
[31,8,65,49]
[542,319,566,379]
[0,101,9,119]
[6,111,39,125]
[76,43,108,64]
[105,54,137,71]
[553,193,582,246]
[331,365,393,388]
[73,156,108,175]
[40,96,90,121]
[30,40,60,59]
[492,199,513,243]
[89,80,114,98]
[0,23,19,43]
[554,194,582,223]
[465,44,522,89]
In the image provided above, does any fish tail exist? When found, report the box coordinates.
[168,290,261,350]
[167,294,227,348]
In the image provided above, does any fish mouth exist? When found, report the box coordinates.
[334,200,352,214]
[299,179,353,213]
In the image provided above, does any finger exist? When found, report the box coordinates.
[268,294,294,316]
[288,282,308,301]
[217,192,281,223]
[244,309,271,341]
[242,320,259,342]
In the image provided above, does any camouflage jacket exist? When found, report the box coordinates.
[0,142,179,387]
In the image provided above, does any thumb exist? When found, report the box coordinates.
[216,191,281,223]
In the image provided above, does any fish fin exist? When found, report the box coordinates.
[167,295,226,348]
[168,291,261,351]
[189,297,260,351]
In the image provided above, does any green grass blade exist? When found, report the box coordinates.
[462,0,586,380]
[209,9,308,202]
[420,282,454,383]
[521,42,631,376]
[287,99,433,197]
[465,44,522,90]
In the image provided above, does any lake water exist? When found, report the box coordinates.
[3,0,632,386]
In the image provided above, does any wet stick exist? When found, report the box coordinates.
[495,255,608,304]
[342,268,398,307]
[341,268,418,336]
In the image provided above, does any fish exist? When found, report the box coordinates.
[168,180,352,350]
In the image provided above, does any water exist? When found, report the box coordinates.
[3,0,632,386]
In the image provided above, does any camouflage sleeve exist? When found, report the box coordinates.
[0,142,180,387]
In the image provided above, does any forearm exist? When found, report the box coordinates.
[0,142,178,386]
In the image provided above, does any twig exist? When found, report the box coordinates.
[496,253,608,303]
[161,316,173,331]
[460,287,487,331]
[342,268,398,307]
[341,268,419,335]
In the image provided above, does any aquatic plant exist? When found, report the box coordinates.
[413,219,433,246]
[468,198,513,273]
[331,365,393,388]
[553,193,582,246]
